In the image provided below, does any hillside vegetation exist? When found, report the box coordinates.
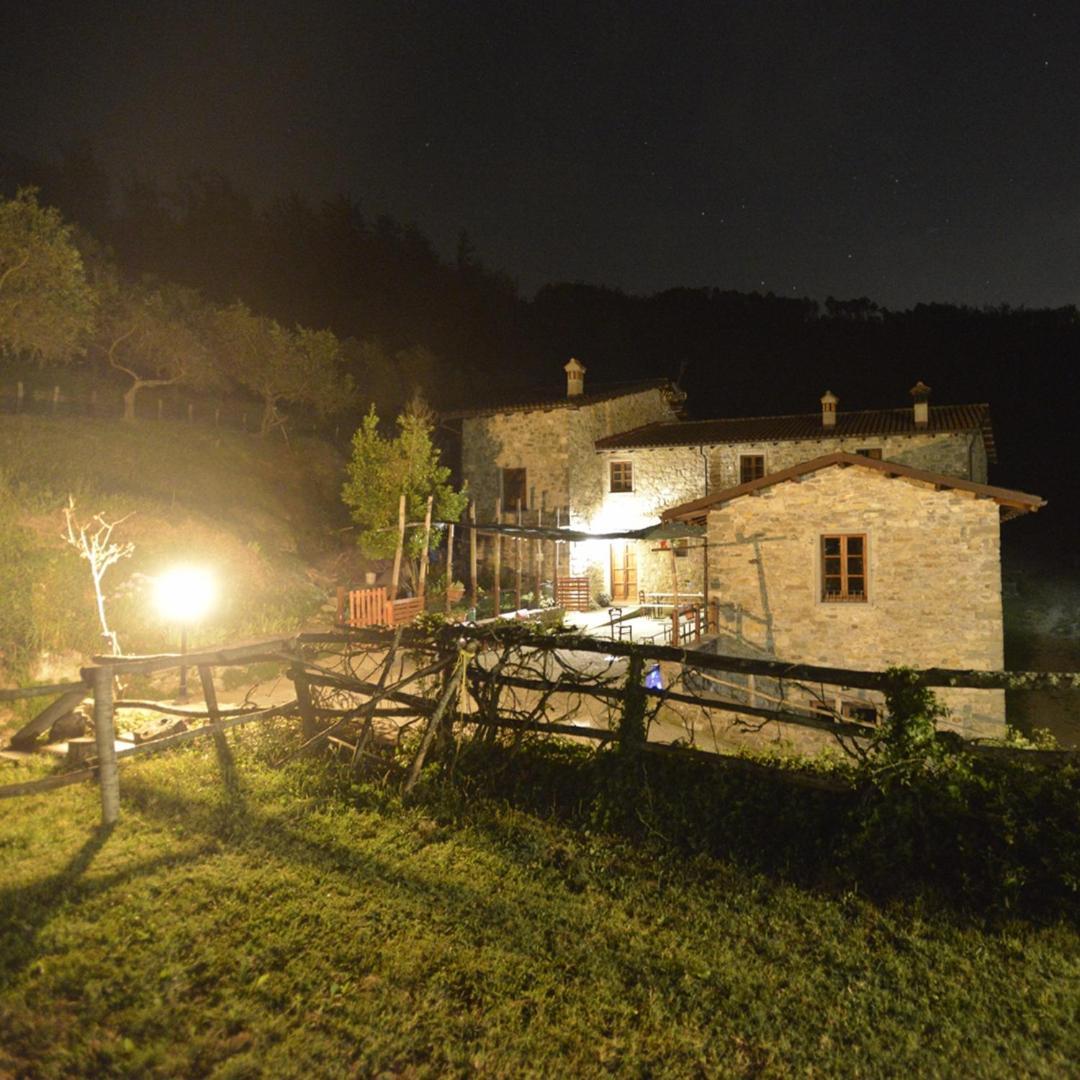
[0,414,347,682]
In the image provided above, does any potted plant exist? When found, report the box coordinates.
[446,580,465,603]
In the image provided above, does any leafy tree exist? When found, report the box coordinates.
[94,274,218,420]
[0,188,96,362]
[213,302,354,437]
[342,399,468,591]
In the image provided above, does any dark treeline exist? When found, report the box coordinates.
[4,144,1078,553]
[1,143,530,413]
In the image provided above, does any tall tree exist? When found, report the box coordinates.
[213,302,354,437]
[341,399,468,591]
[94,275,218,420]
[0,188,96,363]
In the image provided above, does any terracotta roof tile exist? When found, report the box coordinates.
[596,403,996,462]
[441,379,684,420]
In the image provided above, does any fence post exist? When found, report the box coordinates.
[390,492,406,600]
[493,497,502,617]
[15,381,24,412]
[515,498,523,610]
[619,653,647,752]
[535,508,544,606]
[418,494,434,598]
[468,501,478,613]
[445,522,455,615]
[90,665,120,824]
[198,665,235,783]
[291,667,319,745]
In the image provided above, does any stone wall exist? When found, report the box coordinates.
[460,388,680,602]
[461,407,571,518]
[460,394,992,611]
[589,446,706,597]
[706,431,986,490]
[460,387,678,520]
[705,464,1006,736]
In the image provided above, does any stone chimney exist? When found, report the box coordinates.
[910,380,931,427]
[820,390,838,429]
[564,357,586,397]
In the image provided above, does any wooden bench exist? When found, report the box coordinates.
[386,596,424,626]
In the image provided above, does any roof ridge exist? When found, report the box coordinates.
[639,401,991,426]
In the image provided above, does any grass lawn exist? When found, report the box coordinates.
[1,727,1078,1078]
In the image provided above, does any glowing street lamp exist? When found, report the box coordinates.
[154,566,216,701]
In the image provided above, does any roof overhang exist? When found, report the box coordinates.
[660,452,1045,525]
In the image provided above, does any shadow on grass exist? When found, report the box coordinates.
[0,824,219,988]
[0,741,247,987]
[118,769,512,923]
[431,739,1080,924]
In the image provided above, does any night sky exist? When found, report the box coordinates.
[5,1,1080,309]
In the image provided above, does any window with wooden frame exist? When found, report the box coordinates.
[609,460,633,493]
[501,467,527,509]
[673,537,689,558]
[855,447,883,460]
[739,454,765,483]
[821,534,867,602]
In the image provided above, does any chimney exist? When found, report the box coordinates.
[820,390,838,429]
[910,380,931,427]
[564,357,586,397]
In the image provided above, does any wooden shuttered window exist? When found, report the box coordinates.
[610,460,633,492]
[740,454,765,483]
[821,534,867,602]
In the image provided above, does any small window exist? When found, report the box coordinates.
[673,538,689,558]
[855,448,882,460]
[501,467,527,509]
[610,461,633,493]
[821,534,867,602]
[740,454,765,484]
[841,701,880,725]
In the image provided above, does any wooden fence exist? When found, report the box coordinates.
[0,381,362,443]
[336,587,425,628]
[555,577,590,611]
[3,624,1078,824]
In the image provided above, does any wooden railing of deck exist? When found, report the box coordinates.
[555,576,591,611]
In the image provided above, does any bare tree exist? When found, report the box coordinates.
[62,498,133,657]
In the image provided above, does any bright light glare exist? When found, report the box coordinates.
[154,566,216,623]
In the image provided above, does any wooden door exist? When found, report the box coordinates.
[610,543,637,603]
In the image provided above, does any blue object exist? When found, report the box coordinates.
[644,663,663,690]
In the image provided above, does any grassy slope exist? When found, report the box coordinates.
[0,415,348,683]
[1,732,1077,1078]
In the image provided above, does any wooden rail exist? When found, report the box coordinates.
[555,576,590,611]
[303,625,1080,694]
[4,624,1078,826]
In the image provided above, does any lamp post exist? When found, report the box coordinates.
[154,566,216,702]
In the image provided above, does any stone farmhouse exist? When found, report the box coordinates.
[661,453,1043,735]
[448,359,1046,734]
